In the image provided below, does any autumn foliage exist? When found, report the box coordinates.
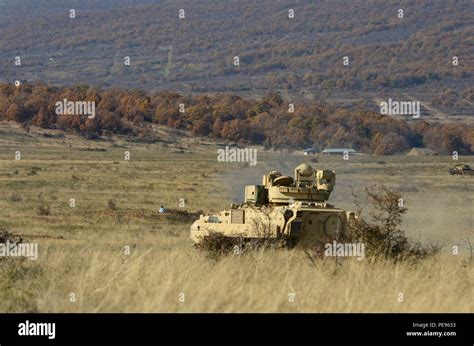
[0,82,472,155]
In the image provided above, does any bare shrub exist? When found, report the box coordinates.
[0,228,40,312]
[198,233,239,259]
[107,199,117,210]
[0,227,24,245]
[348,185,440,260]
[199,233,285,259]
[0,227,26,265]
[27,167,41,175]
[249,207,275,239]
[37,204,51,216]
[9,193,22,203]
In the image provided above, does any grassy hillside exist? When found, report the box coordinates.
[0,0,472,114]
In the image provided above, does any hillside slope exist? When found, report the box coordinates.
[0,0,472,114]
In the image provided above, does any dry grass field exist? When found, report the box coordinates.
[0,123,472,312]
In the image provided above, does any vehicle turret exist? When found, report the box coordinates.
[245,163,335,205]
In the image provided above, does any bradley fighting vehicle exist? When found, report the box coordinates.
[190,163,356,248]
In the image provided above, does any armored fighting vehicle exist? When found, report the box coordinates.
[190,163,356,248]
[449,164,474,176]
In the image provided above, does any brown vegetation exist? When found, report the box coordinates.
[347,186,441,260]
[0,0,472,114]
[1,83,473,154]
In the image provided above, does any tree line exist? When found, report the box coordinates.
[0,82,472,155]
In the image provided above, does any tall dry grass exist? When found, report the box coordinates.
[0,125,472,313]
[1,238,472,312]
